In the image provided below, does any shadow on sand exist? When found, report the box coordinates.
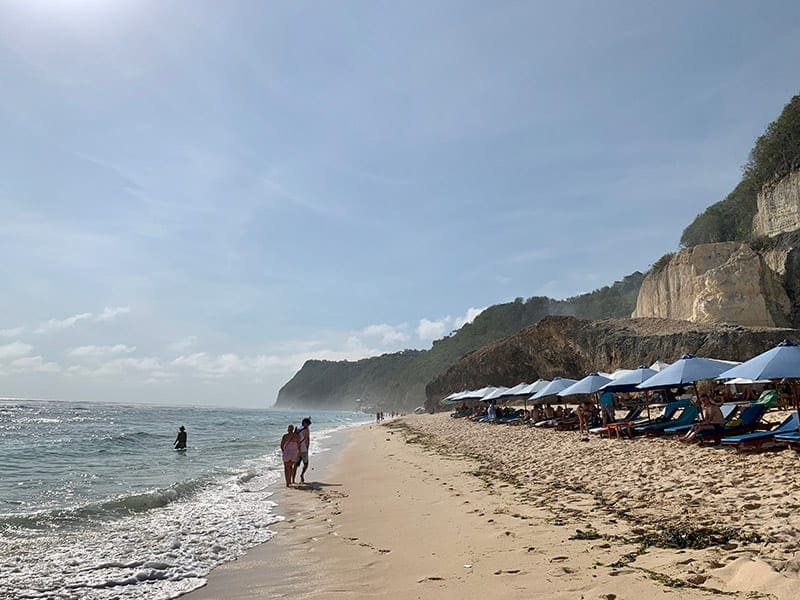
[291,481,342,491]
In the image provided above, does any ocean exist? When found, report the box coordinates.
[0,400,371,600]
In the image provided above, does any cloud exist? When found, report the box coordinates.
[67,356,172,380]
[168,336,198,353]
[417,307,486,342]
[0,341,34,359]
[35,312,93,334]
[95,306,131,322]
[0,327,25,337]
[360,323,410,346]
[417,318,447,342]
[9,355,60,373]
[68,344,137,357]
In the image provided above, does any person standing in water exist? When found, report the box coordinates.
[174,425,187,449]
[280,424,300,487]
[294,417,311,484]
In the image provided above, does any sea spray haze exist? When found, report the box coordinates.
[0,400,369,599]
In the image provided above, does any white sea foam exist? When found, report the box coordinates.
[1,456,283,599]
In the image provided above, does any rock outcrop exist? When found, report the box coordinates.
[753,170,800,237]
[425,315,797,409]
[632,242,792,327]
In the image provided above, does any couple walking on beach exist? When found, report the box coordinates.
[280,417,311,487]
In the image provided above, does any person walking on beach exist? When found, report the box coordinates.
[174,426,187,449]
[280,425,301,487]
[294,417,311,484]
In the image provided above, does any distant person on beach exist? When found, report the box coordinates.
[683,394,724,442]
[294,417,311,484]
[577,400,595,441]
[280,425,300,487]
[174,426,187,449]
[599,391,615,426]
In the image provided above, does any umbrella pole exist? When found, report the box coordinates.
[693,382,700,402]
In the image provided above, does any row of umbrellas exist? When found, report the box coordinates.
[442,340,800,404]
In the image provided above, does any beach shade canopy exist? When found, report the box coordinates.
[480,386,510,402]
[518,379,550,396]
[717,340,800,381]
[440,390,468,405]
[557,373,612,397]
[724,377,772,386]
[531,377,578,401]
[599,366,658,393]
[458,386,497,400]
[649,360,671,372]
[497,382,531,398]
[637,355,739,390]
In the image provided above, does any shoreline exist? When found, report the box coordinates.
[186,414,800,599]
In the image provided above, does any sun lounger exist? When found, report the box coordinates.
[721,412,799,452]
[752,389,779,409]
[695,404,768,446]
[774,430,800,452]
[663,403,738,436]
[605,400,691,439]
[639,404,701,436]
[589,407,642,435]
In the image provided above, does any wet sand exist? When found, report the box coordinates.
[187,413,800,599]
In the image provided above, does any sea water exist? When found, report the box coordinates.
[0,400,370,599]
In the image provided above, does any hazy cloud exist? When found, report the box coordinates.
[9,355,60,373]
[417,307,486,342]
[168,336,198,353]
[360,323,410,346]
[35,313,93,334]
[0,327,25,338]
[68,344,137,357]
[0,341,34,359]
[95,306,131,322]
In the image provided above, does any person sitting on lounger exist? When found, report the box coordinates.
[544,404,555,419]
[683,394,724,442]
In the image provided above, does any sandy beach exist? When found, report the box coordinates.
[188,413,800,599]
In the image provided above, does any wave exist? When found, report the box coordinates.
[0,476,214,530]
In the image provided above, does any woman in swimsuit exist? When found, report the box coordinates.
[280,424,300,487]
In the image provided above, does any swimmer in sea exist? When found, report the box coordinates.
[174,425,187,450]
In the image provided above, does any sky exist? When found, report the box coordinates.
[1,0,799,408]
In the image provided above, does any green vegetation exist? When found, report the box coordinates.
[680,94,800,247]
[276,272,645,410]
[651,252,675,274]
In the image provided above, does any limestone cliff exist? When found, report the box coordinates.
[753,170,800,237]
[425,316,797,409]
[632,242,792,327]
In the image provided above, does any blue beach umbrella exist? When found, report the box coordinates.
[599,366,658,393]
[498,382,532,398]
[717,340,800,381]
[637,354,738,392]
[481,387,510,402]
[557,373,612,397]
[531,377,578,402]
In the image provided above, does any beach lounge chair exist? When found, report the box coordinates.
[629,399,692,434]
[774,430,800,452]
[589,406,642,435]
[695,404,768,446]
[605,399,691,439]
[721,412,800,452]
[752,389,779,409]
[663,403,738,436]
[639,404,701,436]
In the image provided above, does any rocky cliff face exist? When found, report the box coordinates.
[753,170,800,237]
[632,242,791,327]
[425,315,797,409]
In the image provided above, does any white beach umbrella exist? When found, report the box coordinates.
[499,382,532,397]
[649,360,671,372]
